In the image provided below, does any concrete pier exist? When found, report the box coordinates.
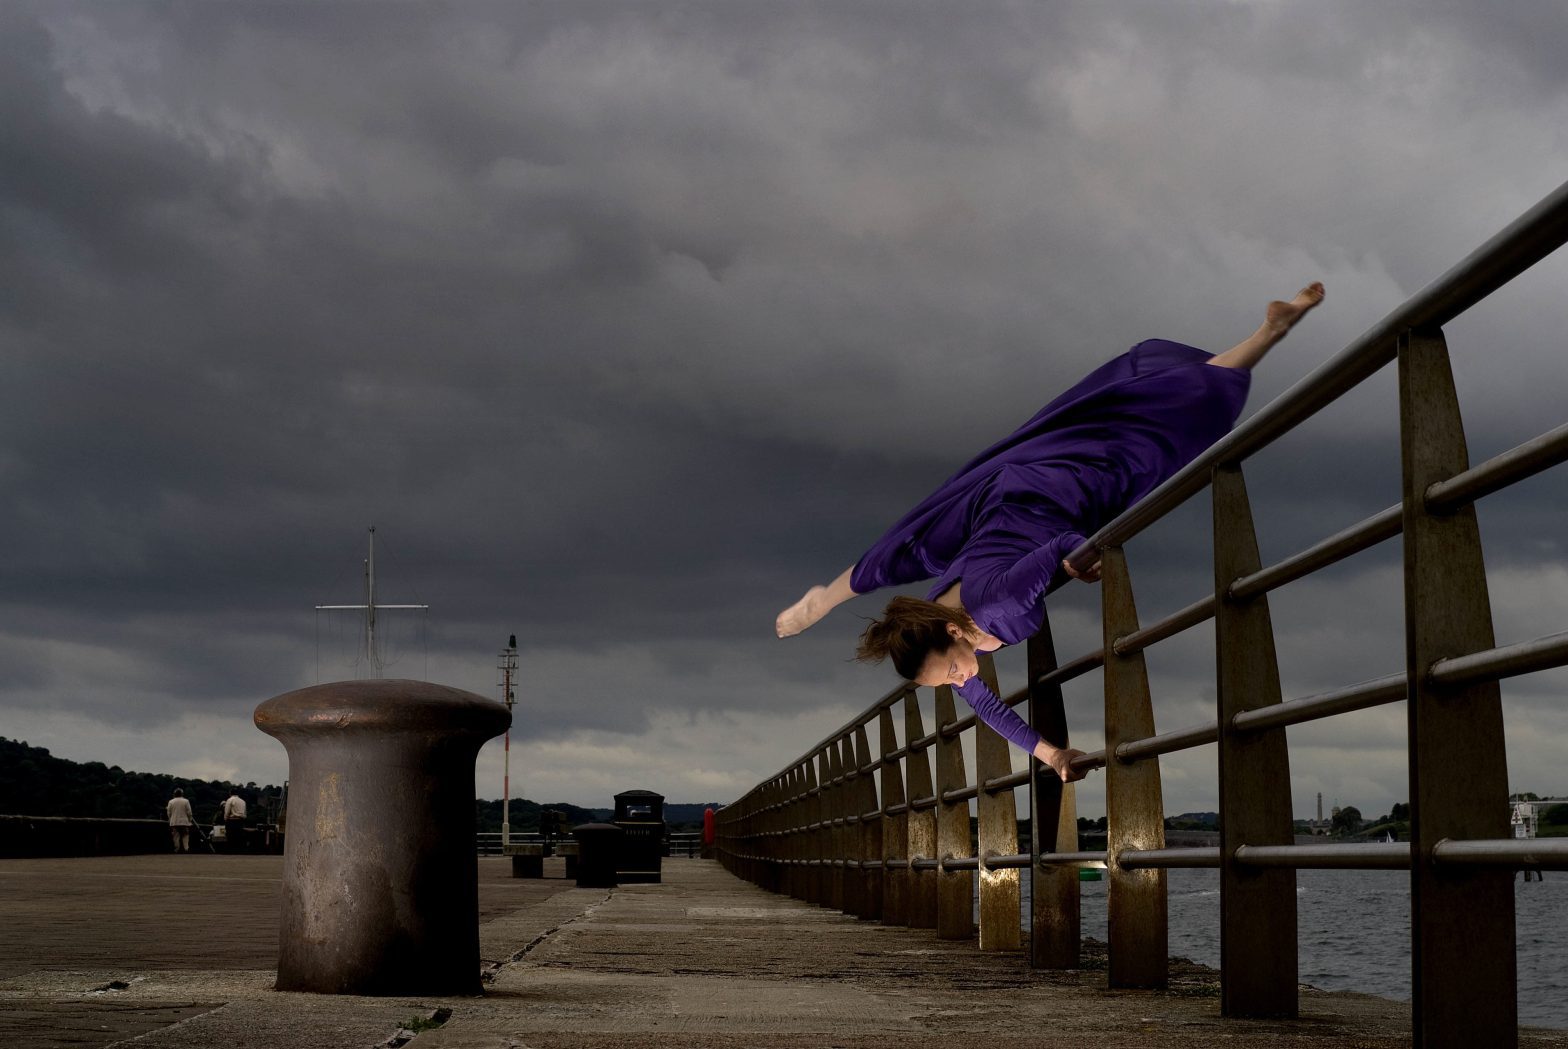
[1,854,1564,1049]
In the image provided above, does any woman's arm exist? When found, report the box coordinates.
[954,679,1087,782]
[776,566,858,638]
[1031,738,1089,783]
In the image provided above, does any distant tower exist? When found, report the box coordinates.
[498,635,519,848]
[1317,792,1323,825]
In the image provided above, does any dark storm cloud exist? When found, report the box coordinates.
[2,1,1566,810]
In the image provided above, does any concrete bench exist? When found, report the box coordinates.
[555,840,580,880]
[506,843,546,878]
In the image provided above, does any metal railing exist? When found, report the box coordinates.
[477,830,704,857]
[717,179,1568,1049]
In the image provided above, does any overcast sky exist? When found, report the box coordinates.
[3,2,1566,822]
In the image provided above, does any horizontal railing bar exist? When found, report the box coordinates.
[984,769,1030,793]
[911,857,940,870]
[1431,837,1568,868]
[1036,851,1109,868]
[752,683,909,803]
[909,794,938,811]
[1428,631,1568,689]
[1113,596,1217,656]
[1037,648,1106,689]
[941,712,976,739]
[985,853,1032,870]
[942,784,979,804]
[1230,504,1403,602]
[884,802,908,817]
[1116,721,1220,763]
[989,646,1108,714]
[943,856,980,871]
[1235,842,1410,869]
[1426,420,1568,513]
[1066,177,1568,571]
[1119,847,1220,869]
[1231,673,1408,734]
[1074,749,1108,772]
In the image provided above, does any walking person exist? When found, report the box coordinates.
[166,788,194,853]
[222,790,247,854]
[776,284,1326,781]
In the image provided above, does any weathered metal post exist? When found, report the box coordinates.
[254,679,509,996]
[1101,546,1169,989]
[1213,464,1297,1017]
[904,688,939,929]
[1399,327,1517,1048]
[1027,617,1081,969]
[878,704,908,926]
[974,653,1021,951]
[933,684,975,940]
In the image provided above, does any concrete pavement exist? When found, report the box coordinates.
[1,854,1562,1048]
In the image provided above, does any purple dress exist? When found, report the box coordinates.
[850,339,1251,754]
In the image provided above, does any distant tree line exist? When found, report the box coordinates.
[1072,798,1568,840]
[4,736,721,834]
[0,737,280,825]
[472,798,721,834]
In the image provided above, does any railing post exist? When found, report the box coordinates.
[975,653,1021,951]
[904,688,939,929]
[813,749,830,906]
[839,736,864,916]
[854,725,883,920]
[1398,327,1516,1049]
[793,764,810,900]
[825,742,846,911]
[934,684,975,940]
[879,705,908,926]
[1101,545,1168,989]
[762,777,780,890]
[1213,463,1298,1017]
[784,768,802,900]
[1027,615,1081,969]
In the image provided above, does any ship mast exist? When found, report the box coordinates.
[316,526,429,677]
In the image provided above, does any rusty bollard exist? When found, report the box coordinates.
[255,679,509,995]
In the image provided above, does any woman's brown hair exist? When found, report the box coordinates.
[856,596,975,682]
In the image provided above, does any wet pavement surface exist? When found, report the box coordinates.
[0,855,1560,1048]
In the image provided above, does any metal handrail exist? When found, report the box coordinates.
[1065,176,1568,572]
[719,179,1568,1045]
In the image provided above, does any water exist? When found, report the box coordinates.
[1009,868,1568,1029]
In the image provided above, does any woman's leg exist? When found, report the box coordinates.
[776,566,858,638]
[1207,282,1325,370]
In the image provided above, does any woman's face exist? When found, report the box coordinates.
[914,623,980,688]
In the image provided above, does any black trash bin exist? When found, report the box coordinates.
[612,789,665,884]
[572,823,623,888]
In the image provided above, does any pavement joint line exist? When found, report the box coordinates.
[100,1000,230,1047]
[378,1005,453,1049]
[481,890,613,984]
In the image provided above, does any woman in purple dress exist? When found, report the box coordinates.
[776,284,1325,782]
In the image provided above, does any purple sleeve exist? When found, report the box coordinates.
[954,678,1043,756]
[962,530,1088,623]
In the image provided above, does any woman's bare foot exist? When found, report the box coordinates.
[776,586,829,638]
[1264,282,1326,336]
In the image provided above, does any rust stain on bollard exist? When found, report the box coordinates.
[255,679,509,996]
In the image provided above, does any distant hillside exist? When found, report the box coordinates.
[0,737,283,825]
[2,736,724,832]
[474,798,725,833]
